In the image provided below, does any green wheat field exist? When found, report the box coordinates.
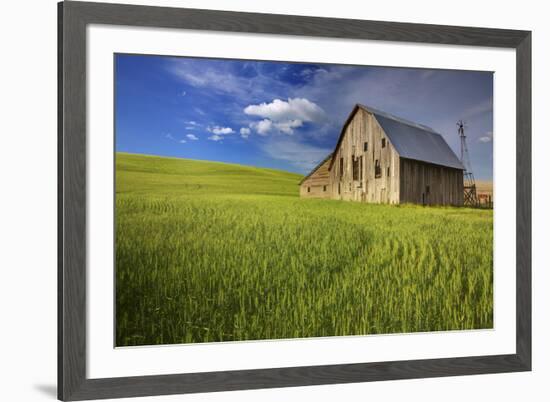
[115,152,493,347]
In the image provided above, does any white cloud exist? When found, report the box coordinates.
[208,134,223,142]
[478,131,493,143]
[249,119,273,136]
[240,127,251,138]
[184,121,200,129]
[186,134,198,140]
[249,118,304,136]
[274,119,303,134]
[249,119,303,135]
[244,98,325,135]
[169,60,287,102]
[165,133,188,144]
[180,90,186,97]
[171,64,248,96]
[208,126,234,135]
[174,70,208,87]
[299,68,327,78]
[205,126,235,141]
[244,98,325,124]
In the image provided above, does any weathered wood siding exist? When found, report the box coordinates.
[299,157,332,198]
[329,108,400,204]
[399,158,464,206]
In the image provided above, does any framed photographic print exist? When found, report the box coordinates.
[58,1,531,400]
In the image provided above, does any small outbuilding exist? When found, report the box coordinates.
[298,153,332,199]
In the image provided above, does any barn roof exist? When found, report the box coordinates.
[328,104,464,171]
[299,153,333,185]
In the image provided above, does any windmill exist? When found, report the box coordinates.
[457,120,479,206]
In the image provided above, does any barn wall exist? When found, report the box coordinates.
[329,108,400,204]
[399,158,464,206]
[299,157,332,198]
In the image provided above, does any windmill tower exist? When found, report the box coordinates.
[457,120,479,206]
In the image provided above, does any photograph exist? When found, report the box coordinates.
[114,53,494,347]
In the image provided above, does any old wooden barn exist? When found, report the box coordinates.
[299,104,464,206]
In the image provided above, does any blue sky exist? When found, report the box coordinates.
[115,54,493,180]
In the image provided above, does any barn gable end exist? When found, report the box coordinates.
[328,107,400,203]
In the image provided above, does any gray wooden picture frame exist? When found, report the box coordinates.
[58,1,532,400]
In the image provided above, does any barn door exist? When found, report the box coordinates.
[425,185,430,205]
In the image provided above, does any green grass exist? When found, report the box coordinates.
[115,152,493,346]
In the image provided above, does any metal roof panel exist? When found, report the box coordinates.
[372,112,464,170]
